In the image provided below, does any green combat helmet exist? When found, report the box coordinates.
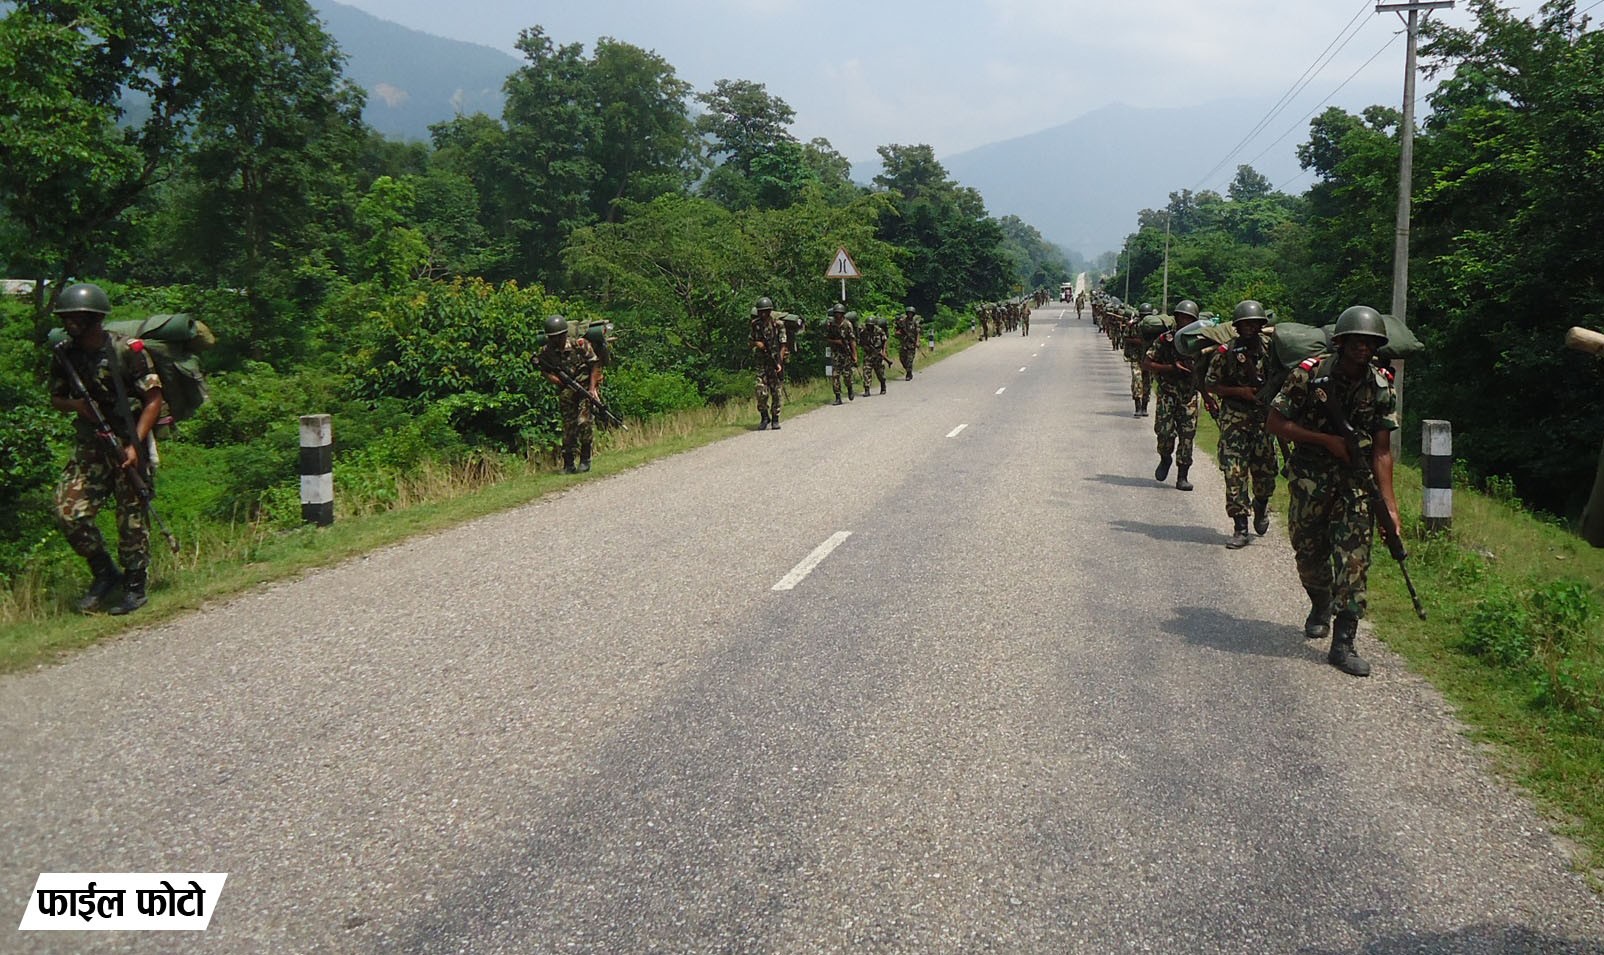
[1172,299,1200,321]
[829,303,846,316]
[755,296,774,312]
[1139,302,1155,317]
[543,314,568,336]
[54,282,112,316]
[905,306,916,314]
[1331,305,1388,344]
[844,310,859,324]
[1232,300,1268,325]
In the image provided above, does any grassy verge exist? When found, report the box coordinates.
[1193,410,1604,880]
[0,333,977,673]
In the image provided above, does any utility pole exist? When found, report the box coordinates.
[1378,0,1453,416]
[1161,210,1173,315]
[1123,239,1132,303]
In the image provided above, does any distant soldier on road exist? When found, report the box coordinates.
[1123,306,1154,417]
[49,282,164,615]
[858,314,890,395]
[539,315,602,473]
[1076,289,1087,318]
[1020,303,1031,336]
[895,306,922,381]
[750,297,788,430]
[1205,301,1279,548]
[823,303,858,404]
[1144,299,1201,491]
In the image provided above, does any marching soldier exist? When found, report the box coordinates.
[1123,306,1154,417]
[823,303,858,404]
[859,314,890,395]
[750,297,788,430]
[1205,301,1279,548]
[48,283,164,615]
[539,315,602,473]
[1266,306,1401,677]
[895,306,922,381]
[1144,299,1201,491]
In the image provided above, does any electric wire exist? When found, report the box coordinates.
[1190,0,1376,190]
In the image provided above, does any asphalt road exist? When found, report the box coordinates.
[5,305,1603,954]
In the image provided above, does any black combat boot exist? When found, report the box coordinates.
[771,413,781,430]
[1133,399,1142,418]
[578,442,592,473]
[76,552,122,613]
[107,568,147,616]
[1328,614,1371,677]
[832,394,842,406]
[1175,465,1194,491]
[1226,516,1250,549]
[1140,398,1150,417]
[1155,455,1172,482]
[879,383,886,395]
[1253,497,1271,536]
[1303,588,1332,640]
[758,411,771,431]
[847,383,855,401]
[562,451,578,474]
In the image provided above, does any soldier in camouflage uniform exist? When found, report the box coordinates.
[1267,305,1401,677]
[539,315,602,473]
[859,315,890,395]
[1122,307,1154,417]
[895,306,921,381]
[1020,303,1030,336]
[823,303,858,404]
[750,297,788,429]
[48,283,164,615]
[1205,301,1279,548]
[1143,300,1201,491]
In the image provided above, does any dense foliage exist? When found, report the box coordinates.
[0,2,1042,585]
[1102,0,1604,516]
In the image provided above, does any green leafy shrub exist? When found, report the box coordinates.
[1460,584,1535,668]
[604,363,704,420]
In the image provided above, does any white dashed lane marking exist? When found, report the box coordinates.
[772,531,853,591]
[995,387,1007,395]
[946,424,968,438]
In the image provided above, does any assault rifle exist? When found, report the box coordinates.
[1319,374,1426,619]
[52,341,180,553]
[543,360,626,429]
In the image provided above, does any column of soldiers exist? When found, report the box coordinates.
[1098,293,1402,678]
[971,299,1035,341]
[744,297,922,429]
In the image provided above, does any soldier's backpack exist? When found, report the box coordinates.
[47,313,214,427]
[566,318,614,366]
[1137,313,1173,338]
[1176,318,1236,358]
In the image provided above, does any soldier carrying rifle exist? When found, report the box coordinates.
[539,315,604,473]
[48,283,165,615]
[1266,306,1403,677]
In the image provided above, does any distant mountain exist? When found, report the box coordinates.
[937,99,1307,259]
[312,0,521,141]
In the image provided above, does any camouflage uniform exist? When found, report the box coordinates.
[540,336,600,465]
[751,313,787,419]
[1204,335,1279,519]
[1122,328,1152,412]
[1270,356,1399,619]
[1020,306,1030,336]
[859,321,889,393]
[824,316,857,401]
[895,311,921,379]
[1145,331,1199,469]
[49,334,162,573]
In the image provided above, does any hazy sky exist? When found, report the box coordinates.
[339,0,1546,194]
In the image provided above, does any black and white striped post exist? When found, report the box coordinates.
[1422,419,1452,533]
[299,414,333,526]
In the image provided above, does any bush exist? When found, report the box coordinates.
[604,363,705,420]
[1460,585,1536,668]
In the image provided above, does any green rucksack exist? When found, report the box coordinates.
[47,314,214,426]
[1176,318,1236,358]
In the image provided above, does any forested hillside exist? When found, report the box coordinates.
[1102,0,1604,518]
[0,1,1071,602]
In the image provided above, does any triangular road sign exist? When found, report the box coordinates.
[825,247,861,279]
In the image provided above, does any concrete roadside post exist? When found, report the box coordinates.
[300,414,333,526]
[1422,419,1452,534]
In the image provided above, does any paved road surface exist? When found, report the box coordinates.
[5,306,1602,953]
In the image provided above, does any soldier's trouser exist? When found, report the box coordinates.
[1021,320,1029,336]
[1288,460,1373,619]
[755,368,783,416]
[828,359,855,397]
[1154,385,1199,467]
[559,391,594,457]
[55,449,149,573]
[1218,410,1278,518]
[861,359,886,392]
[899,347,916,375]
[1129,363,1152,403]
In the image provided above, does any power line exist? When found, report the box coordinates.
[1238,32,1403,181]
[1191,0,1376,190]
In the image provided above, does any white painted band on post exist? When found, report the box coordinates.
[299,413,333,526]
[1424,487,1452,517]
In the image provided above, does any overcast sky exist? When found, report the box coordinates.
[340,0,1547,194]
